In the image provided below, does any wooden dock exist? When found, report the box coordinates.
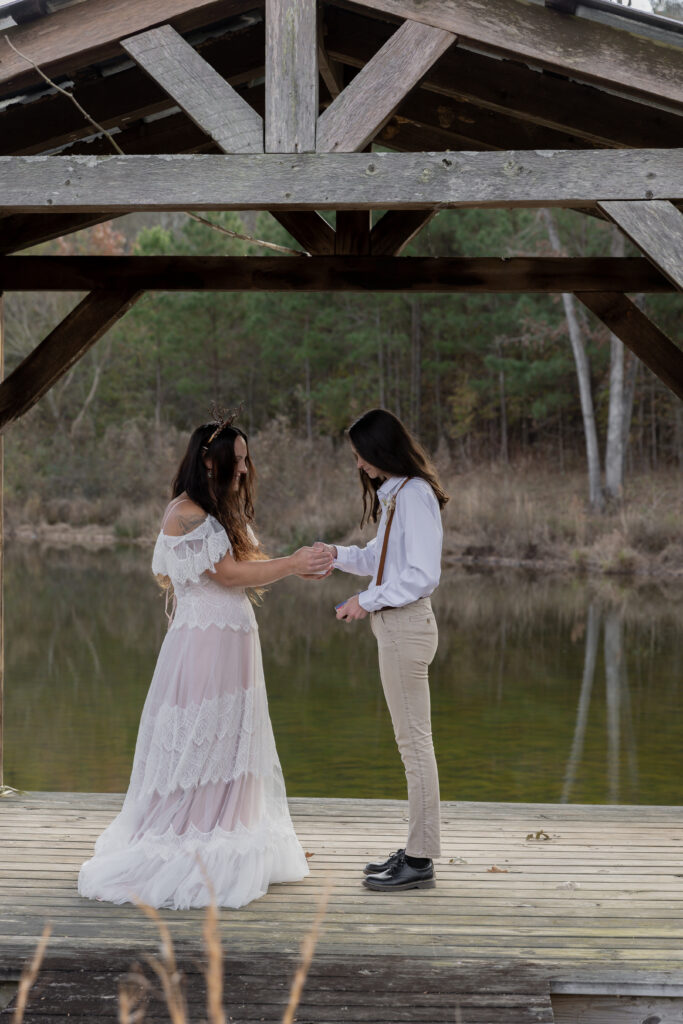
[2,793,683,1023]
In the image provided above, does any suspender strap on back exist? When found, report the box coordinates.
[375,478,409,588]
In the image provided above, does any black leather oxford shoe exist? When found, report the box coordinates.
[363,848,404,876]
[362,851,435,892]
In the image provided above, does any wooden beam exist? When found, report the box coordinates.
[0,22,266,157]
[56,111,219,159]
[381,89,602,154]
[577,292,683,402]
[0,256,674,293]
[265,0,318,153]
[0,293,4,790]
[1,151,681,212]
[270,212,336,255]
[119,30,336,253]
[0,0,256,98]
[318,25,343,101]
[335,212,372,254]
[370,211,437,256]
[0,289,141,432]
[598,200,683,292]
[317,19,455,153]
[0,214,133,256]
[326,7,683,149]
[355,0,683,111]
[116,25,334,254]
[122,25,263,154]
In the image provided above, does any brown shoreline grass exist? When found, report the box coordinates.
[6,419,683,576]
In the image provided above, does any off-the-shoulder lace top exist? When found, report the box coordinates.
[151,514,257,634]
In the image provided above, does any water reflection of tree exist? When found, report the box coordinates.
[561,602,640,804]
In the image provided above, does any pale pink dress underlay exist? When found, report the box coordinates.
[77,515,309,909]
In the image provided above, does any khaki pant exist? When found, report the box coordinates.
[370,597,441,859]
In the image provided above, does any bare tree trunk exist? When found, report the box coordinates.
[675,401,683,468]
[651,381,658,470]
[605,229,628,501]
[304,355,313,444]
[70,337,113,439]
[542,210,603,510]
[377,311,385,408]
[434,334,442,440]
[497,340,508,465]
[155,350,162,432]
[410,298,422,434]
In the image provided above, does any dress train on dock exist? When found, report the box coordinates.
[77,515,308,910]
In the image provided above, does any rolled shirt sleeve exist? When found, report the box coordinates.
[357,481,442,613]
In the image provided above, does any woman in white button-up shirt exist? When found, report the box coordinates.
[324,409,449,893]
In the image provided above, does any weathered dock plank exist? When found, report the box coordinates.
[2,793,683,1023]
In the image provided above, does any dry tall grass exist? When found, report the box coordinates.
[11,878,332,1024]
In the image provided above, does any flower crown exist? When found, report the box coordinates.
[202,403,242,452]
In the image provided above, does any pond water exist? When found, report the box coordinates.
[4,546,683,804]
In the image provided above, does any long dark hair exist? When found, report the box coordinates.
[348,409,449,527]
[172,422,259,561]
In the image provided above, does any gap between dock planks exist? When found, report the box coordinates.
[2,793,683,982]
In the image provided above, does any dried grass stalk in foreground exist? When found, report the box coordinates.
[202,891,226,1024]
[12,922,51,1024]
[281,879,333,1024]
[118,964,151,1024]
[137,902,188,1024]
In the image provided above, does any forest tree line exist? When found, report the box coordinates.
[4,205,682,526]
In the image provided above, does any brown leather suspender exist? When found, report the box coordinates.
[375,478,409,587]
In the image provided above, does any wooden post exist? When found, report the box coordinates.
[0,292,8,796]
[265,0,318,153]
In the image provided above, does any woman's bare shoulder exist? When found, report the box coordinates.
[161,497,208,537]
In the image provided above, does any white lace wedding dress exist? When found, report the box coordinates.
[78,514,309,909]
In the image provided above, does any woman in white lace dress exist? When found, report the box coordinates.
[78,419,332,909]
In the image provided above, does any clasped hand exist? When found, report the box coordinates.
[295,541,334,579]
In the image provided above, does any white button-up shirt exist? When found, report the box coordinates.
[333,475,443,613]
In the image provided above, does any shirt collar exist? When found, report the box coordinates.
[377,475,407,500]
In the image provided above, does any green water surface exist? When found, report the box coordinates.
[5,546,683,804]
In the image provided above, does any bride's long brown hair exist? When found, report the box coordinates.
[172,421,263,561]
[348,409,449,528]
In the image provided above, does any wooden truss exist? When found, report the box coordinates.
[0,0,680,434]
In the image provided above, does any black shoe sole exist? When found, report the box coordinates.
[362,877,436,892]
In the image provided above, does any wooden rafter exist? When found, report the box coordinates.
[598,200,683,292]
[356,0,683,110]
[378,89,601,155]
[0,22,266,157]
[577,292,683,402]
[0,256,673,293]
[1,151,680,212]
[335,212,372,255]
[0,0,257,97]
[120,22,335,253]
[326,7,683,150]
[317,17,343,100]
[122,24,263,154]
[0,213,134,256]
[317,19,455,153]
[269,212,336,255]
[265,0,317,153]
[369,211,437,256]
[0,289,141,431]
